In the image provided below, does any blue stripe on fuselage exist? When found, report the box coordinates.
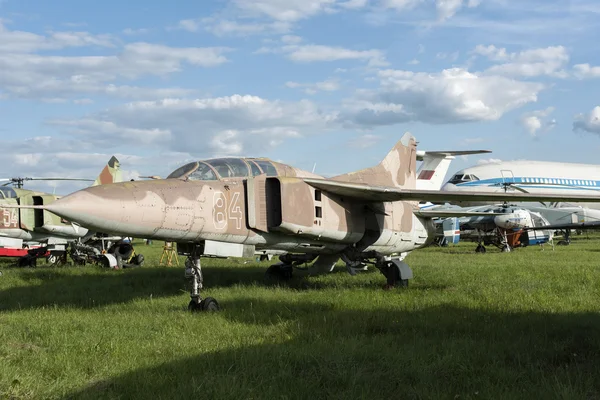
[456,177,600,191]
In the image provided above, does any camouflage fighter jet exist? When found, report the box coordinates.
[19,133,600,311]
[0,156,122,262]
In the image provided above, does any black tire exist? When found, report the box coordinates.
[201,297,220,312]
[382,264,409,289]
[134,254,145,266]
[265,264,293,282]
[188,300,202,312]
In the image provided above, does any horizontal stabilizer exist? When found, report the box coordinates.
[416,150,491,161]
[302,178,600,204]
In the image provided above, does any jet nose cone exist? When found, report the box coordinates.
[45,180,205,240]
[46,184,136,234]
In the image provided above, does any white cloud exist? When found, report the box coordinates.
[473,45,570,78]
[123,28,149,35]
[280,44,388,66]
[0,20,115,53]
[281,34,302,44]
[380,0,423,11]
[436,0,481,21]
[339,0,369,9]
[519,107,555,136]
[573,63,600,79]
[285,78,340,94]
[573,106,600,134]
[477,158,502,165]
[342,68,544,126]
[48,119,173,145]
[232,0,338,22]
[436,51,459,61]
[407,58,419,65]
[0,23,230,101]
[182,17,292,36]
[49,95,338,156]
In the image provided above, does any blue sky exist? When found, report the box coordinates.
[2,0,600,193]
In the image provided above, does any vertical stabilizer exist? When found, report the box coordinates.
[416,150,491,191]
[332,132,417,189]
[92,156,122,186]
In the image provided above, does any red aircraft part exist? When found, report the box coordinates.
[0,247,49,258]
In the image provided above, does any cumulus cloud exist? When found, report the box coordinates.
[0,20,115,53]
[519,107,555,136]
[285,79,340,94]
[473,44,570,78]
[573,106,600,134]
[177,17,291,36]
[231,0,338,22]
[474,45,569,77]
[573,63,600,79]
[342,68,544,127]
[257,41,388,66]
[49,95,338,156]
[0,22,230,101]
[436,0,480,22]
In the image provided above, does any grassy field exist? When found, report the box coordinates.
[1,236,600,399]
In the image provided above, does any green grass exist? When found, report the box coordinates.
[1,236,600,399]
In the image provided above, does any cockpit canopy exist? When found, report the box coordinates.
[0,187,17,199]
[448,173,480,184]
[166,157,279,181]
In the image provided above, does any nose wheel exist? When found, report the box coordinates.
[185,252,220,312]
[188,297,219,312]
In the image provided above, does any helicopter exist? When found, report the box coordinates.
[0,156,122,265]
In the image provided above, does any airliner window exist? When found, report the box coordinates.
[248,160,263,176]
[449,174,464,184]
[188,162,217,181]
[167,162,199,179]
[206,158,250,178]
[471,175,480,181]
[254,160,277,176]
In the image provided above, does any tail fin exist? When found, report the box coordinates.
[416,150,491,191]
[92,156,122,186]
[332,132,417,188]
[442,217,461,245]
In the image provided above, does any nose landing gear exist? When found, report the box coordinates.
[181,244,220,312]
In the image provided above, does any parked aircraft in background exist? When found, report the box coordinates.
[441,160,600,209]
[18,133,600,311]
[435,203,600,252]
[0,156,122,264]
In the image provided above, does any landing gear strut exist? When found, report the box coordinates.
[377,258,412,289]
[183,245,219,312]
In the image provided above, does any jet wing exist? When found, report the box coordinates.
[302,178,600,204]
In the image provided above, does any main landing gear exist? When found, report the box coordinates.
[264,254,317,282]
[181,244,219,312]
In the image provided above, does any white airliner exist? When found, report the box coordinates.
[441,160,600,208]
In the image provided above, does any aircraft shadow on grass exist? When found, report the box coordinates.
[61,300,600,399]
[0,264,445,311]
